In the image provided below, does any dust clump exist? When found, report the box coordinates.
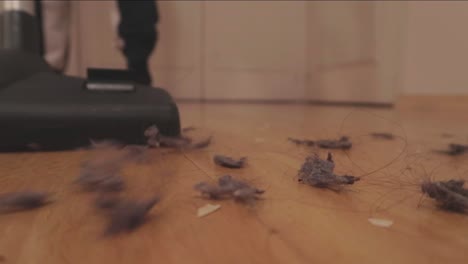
[298,153,359,191]
[436,144,468,156]
[100,196,160,235]
[214,155,247,168]
[0,191,51,213]
[194,175,264,203]
[316,136,352,150]
[144,125,211,149]
[188,136,212,149]
[288,136,352,149]
[370,132,395,140]
[287,138,315,147]
[421,179,468,213]
[77,154,126,193]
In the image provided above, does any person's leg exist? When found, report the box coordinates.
[41,0,70,72]
[116,0,159,85]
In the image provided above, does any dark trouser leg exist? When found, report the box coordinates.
[122,29,158,85]
[117,0,158,85]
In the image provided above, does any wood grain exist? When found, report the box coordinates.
[0,99,467,264]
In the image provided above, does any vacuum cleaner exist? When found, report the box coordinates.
[0,0,180,151]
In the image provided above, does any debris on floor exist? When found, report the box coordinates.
[298,153,360,191]
[102,197,160,235]
[370,132,395,140]
[233,187,265,203]
[287,137,315,146]
[436,143,468,156]
[159,136,193,148]
[288,136,352,149]
[0,191,51,213]
[77,138,143,193]
[188,136,212,149]
[80,136,164,235]
[77,172,124,192]
[122,145,150,163]
[144,125,160,139]
[144,125,190,148]
[87,139,148,163]
[421,179,468,213]
[368,218,394,228]
[144,125,211,149]
[197,203,221,217]
[77,163,125,192]
[316,136,352,150]
[194,175,264,203]
[94,194,122,210]
[144,125,161,147]
[214,155,247,169]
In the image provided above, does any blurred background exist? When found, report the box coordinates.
[4,1,468,105]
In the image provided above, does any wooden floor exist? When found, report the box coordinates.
[1,99,467,264]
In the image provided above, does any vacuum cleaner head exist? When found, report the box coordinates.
[0,3,180,151]
[0,49,181,151]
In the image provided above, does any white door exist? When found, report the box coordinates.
[203,1,307,101]
[202,1,405,104]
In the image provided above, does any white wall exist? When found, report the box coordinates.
[402,1,468,95]
[68,1,400,103]
[63,1,433,104]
